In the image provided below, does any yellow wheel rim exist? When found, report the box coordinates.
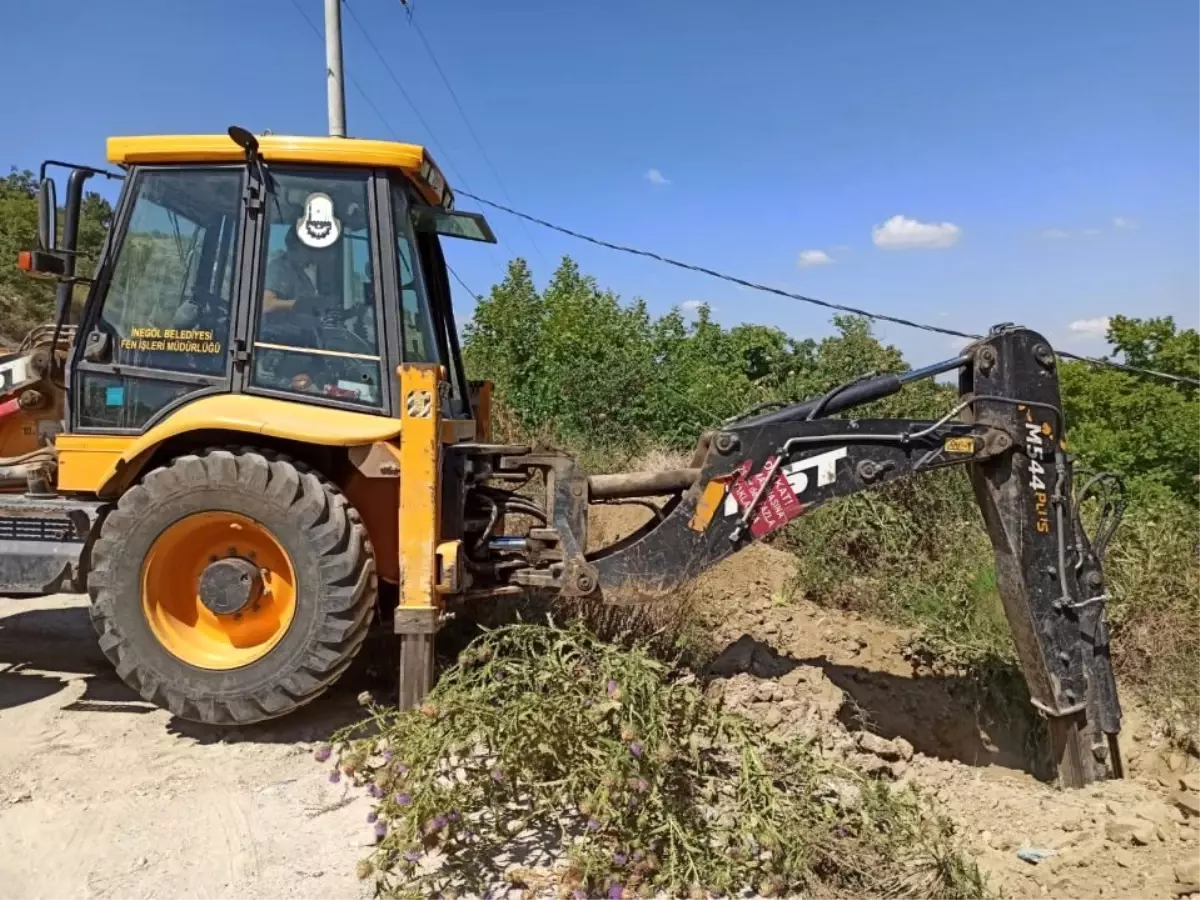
[141,511,297,670]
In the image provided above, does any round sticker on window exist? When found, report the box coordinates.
[296,192,341,248]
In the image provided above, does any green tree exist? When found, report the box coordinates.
[1060,317,1199,500]
[0,166,113,345]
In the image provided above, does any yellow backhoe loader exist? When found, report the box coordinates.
[4,128,1125,787]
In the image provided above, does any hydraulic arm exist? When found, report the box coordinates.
[456,324,1124,787]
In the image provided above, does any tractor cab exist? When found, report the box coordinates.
[29,129,495,433]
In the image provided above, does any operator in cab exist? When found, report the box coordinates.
[264,225,323,317]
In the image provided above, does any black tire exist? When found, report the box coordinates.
[88,447,377,725]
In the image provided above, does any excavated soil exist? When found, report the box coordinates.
[1,504,1198,899]
[690,542,1200,900]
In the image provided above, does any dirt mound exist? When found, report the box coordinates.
[672,541,1200,900]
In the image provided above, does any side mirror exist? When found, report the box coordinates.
[36,178,57,251]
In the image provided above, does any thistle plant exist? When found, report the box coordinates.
[326,622,984,900]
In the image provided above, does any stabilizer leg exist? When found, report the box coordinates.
[395,363,445,710]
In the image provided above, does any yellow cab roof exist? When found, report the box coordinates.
[106,134,450,207]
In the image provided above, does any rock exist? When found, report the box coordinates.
[779,668,803,689]
[1170,753,1186,772]
[1182,773,1200,793]
[1133,800,1175,826]
[858,756,892,778]
[1174,791,1200,818]
[980,830,994,848]
[778,699,800,713]
[1105,817,1156,846]
[755,680,776,702]
[893,736,915,761]
[856,732,904,761]
[1112,847,1136,869]
[761,621,779,637]
[762,707,784,729]
[888,760,908,780]
[1177,859,1200,887]
[1059,812,1083,832]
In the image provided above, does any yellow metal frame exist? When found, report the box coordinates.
[396,364,443,612]
[107,134,448,207]
[57,394,403,496]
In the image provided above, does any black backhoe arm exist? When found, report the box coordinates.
[500,324,1123,787]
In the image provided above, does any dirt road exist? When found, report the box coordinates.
[0,593,372,900]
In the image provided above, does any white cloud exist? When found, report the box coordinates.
[644,168,669,186]
[681,299,703,311]
[797,249,833,268]
[1113,216,1136,229]
[872,215,961,250]
[1040,228,1073,240]
[1069,316,1110,338]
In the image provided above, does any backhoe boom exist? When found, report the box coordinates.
[465,324,1123,786]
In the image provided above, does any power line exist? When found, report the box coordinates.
[399,4,549,269]
[447,263,481,302]
[455,189,1200,388]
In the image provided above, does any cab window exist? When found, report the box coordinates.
[93,168,241,376]
[391,182,439,364]
[251,169,382,408]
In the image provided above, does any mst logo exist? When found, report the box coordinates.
[1024,419,1052,534]
[724,446,848,517]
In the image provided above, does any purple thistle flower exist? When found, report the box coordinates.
[314,744,331,762]
[628,796,639,808]
[395,793,412,806]
[490,768,504,783]
[396,763,408,777]
[367,783,383,798]
[614,852,628,866]
[608,883,624,900]
[606,679,618,696]
[586,818,601,832]
[629,741,644,758]
[373,820,388,840]
[448,810,460,822]
[633,778,649,793]
[382,749,393,762]
[328,770,341,784]
[571,891,587,900]
[367,811,378,824]
[403,850,421,863]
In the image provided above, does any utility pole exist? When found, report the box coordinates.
[325,0,347,137]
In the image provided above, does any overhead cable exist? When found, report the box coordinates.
[456,189,1200,387]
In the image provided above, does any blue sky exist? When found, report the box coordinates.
[5,0,1197,366]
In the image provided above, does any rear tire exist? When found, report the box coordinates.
[88,447,376,725]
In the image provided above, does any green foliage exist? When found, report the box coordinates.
[0,167,112,345]
[331,623,984,900]
[464,259,933,452]
[1059,315,1199,500]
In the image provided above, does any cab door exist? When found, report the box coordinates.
[240,166,392,415]
[384,176,496,421]
[70,166,246,432]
